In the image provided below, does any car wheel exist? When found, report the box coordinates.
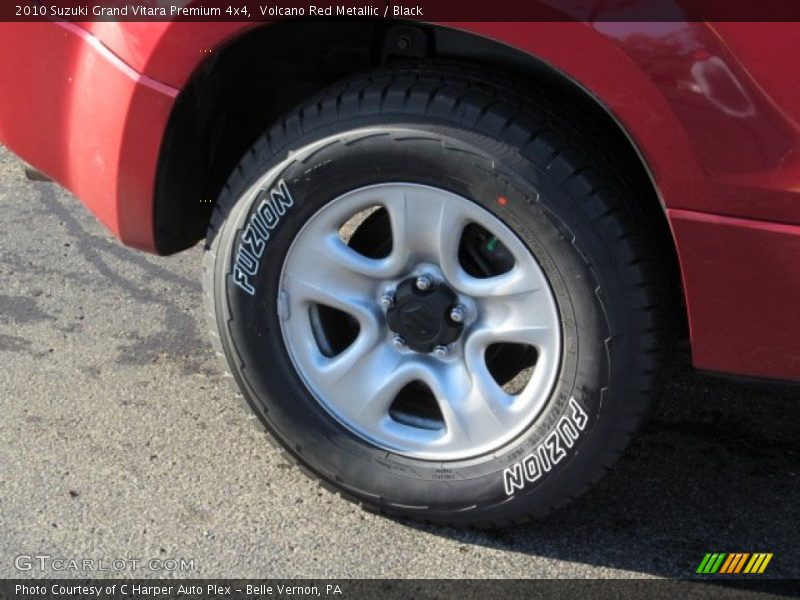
[204,64,673,526]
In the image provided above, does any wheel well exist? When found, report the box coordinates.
[153,19,685,334]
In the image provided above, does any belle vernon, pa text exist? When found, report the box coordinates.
[15,584,343,597]
[51,4,423,17]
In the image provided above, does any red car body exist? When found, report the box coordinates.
[2,17,800,382]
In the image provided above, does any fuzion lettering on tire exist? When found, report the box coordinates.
[232,179,294,296]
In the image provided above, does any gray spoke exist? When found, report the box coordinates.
[385,185,469,275]
[448,264,542,299]
[424,360,516,455]
[283,232,381,319]
[472,286,560,349]
[316,341,406,425]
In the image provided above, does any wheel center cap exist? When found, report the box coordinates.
[386,278,463,353]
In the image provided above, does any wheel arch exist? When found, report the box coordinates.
[151,19,688,332]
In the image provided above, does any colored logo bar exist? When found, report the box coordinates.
[696,553,773,574]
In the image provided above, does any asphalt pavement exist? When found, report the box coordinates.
[0,145,798,582]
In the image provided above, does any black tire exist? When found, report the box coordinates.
[204,64,673,527]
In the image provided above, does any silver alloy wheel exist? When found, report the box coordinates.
[278,183,561,460]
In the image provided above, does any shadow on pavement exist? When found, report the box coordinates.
[413,350,800,582]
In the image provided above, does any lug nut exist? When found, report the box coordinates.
[380,292,395,310]
[449,305,467,323]
[391,335,407,351]
[433,345,450,359]
[415,274,434,291]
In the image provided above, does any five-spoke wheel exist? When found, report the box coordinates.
[279,183,561,460]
